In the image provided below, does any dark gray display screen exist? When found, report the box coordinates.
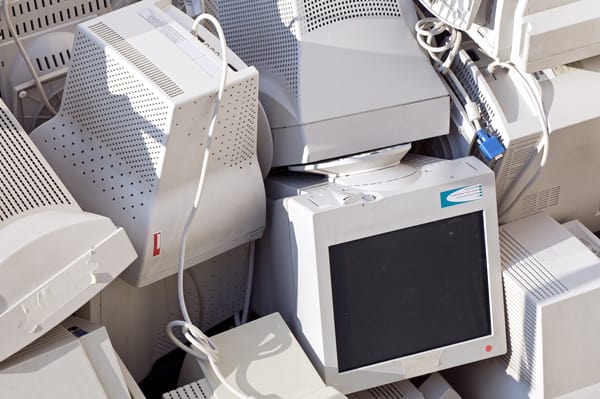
[328,211,491,372]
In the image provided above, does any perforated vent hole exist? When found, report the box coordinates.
[204,0,299,100]
[163,380,211,399]
[211,77,258,168]
[300,0,402,32]
[46,32,170,222]
[0,106,70,222]
[0,0,110,42]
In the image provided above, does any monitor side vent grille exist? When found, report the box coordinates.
[518,186,560,217]
[204,0,299,100]
[499,229,568,301]
[45,32,170,222]
[361,382,409,398]
[494,135,539,201]
[0,106,71,222]
[150,276,201,363]
[88,22,184,98]
[451,51,495,130]
[502,275,540,391]
[150,247,247,363]
[34,48,71,73]
[2,325,71,362]
[0,0,110,42]
[299,0,402,33]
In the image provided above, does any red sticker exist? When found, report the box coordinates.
[153,232,161,256]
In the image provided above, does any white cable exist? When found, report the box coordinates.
[415,17,481,129]
[489,61,550,220]
[167,14,255,399]
[415,17,461,74]
[2,0,57,115]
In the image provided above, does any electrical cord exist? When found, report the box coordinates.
[166,13,255,399]
[183,0,205,17]
[415,18,481,127]
[489,61,550,220]
[2,0,57,115]
[415,17,505,163]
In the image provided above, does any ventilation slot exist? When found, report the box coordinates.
[0,0,110,42]
[88,22,184,98]
[3,326,71,362]
[500,229,568,301]
[518,186,560,217]
[204,0,299,100]
[362,382,409,398]
[502,276,540,391]
[0,107,70,223]
[34,49,71,72]
[299,0,402,32]
[451,52,496,130]
[162,380,212,399]
[495,136,539,201]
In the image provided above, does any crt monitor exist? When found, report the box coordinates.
[31,0,266,287]
[204,0,450,167]
[253,155,506,393]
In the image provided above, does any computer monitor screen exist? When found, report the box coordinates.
[330,211,490,372]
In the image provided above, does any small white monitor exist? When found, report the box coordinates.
[204,0,450,167]
[253,155,506,393]
[31,0,266,286]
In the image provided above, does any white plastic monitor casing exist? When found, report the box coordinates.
[0,0,118,131]
[253,155,506,393]
[175,313,347,399]
[444,356,600,399]
[444,48,600,232]
[205,0,449,167]
[0,99,136,362]
[82,244,252,381]
[418,373,462,399]
[465,0,600,72]
[348,379,424,399]
[31,0,266,286]
[417,0,482,30]
[0,316,137,399]
[444,214,600,398]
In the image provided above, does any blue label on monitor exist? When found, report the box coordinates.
[440,184,483,208]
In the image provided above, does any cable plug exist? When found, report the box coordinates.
[464,101,481,124]
[476,129,505,162]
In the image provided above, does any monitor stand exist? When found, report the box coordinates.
[288,144,412,177]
